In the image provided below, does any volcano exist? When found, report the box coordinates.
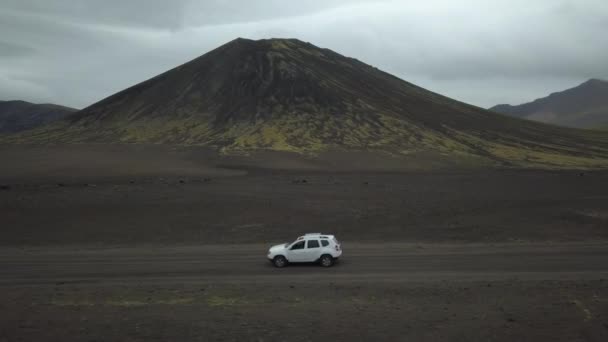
[6,38,608,168]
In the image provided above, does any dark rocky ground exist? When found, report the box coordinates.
[2,279,607,342]
[1,165,607,246]
[1,145,607,341]
[1,145,608,247]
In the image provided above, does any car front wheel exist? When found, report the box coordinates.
[273,255,288,268]
[319,254,334,267]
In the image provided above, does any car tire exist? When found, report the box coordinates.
[273,255,288,268]
[319,254,334,267]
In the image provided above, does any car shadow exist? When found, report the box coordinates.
[263,260,342,269]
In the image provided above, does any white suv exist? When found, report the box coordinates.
[267,233,342,267]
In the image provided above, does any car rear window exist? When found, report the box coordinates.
[307,240,320,248]
[321,240,329,247]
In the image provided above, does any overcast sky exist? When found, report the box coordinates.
[1,0,607,109]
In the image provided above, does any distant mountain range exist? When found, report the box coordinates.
[0,100,76,133]
[3,38,608,169]
[490,79,608,129]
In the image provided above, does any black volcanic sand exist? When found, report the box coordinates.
[1,144,608,341]
[1,145,607,246]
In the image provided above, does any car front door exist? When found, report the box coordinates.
[305,239,322,262]
[287,240,307,262]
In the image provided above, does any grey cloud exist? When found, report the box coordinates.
[0,41,35,58]
[180,0,384,27]
[1,0,184,30]
[0,0,606,109]
[1,0,374,30]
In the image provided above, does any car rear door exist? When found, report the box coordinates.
[305,239,322,262]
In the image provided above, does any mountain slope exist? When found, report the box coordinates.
[5,38,608,169]
[490,79,608,129]
[0,100,76,133]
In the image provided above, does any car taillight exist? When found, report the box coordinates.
[335,245,340,251]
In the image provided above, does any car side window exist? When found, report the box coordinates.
[290,241,305,250]
[321,240,329,247]
[307,240,320,248]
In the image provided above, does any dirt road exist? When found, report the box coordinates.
[3,242,608,285]
[3,243,608,341]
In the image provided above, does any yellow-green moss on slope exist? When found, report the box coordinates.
[487,143,608,169]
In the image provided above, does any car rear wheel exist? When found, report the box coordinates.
[319,254,334,267]
[273,255,287,268]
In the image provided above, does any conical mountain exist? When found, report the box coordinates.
[6,38,608,168]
